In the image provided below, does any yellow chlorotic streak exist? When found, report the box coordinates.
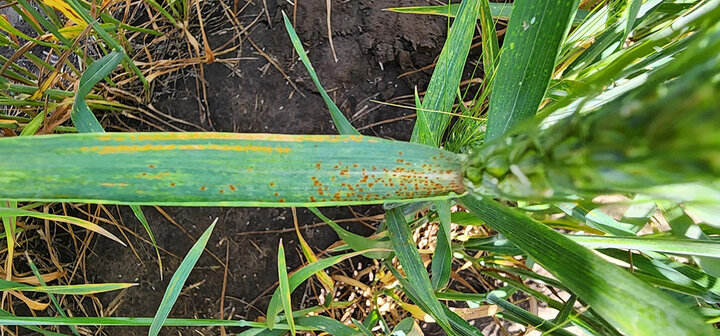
[81,144,293,154]
[43,0,87,27]
[95,133,376,143]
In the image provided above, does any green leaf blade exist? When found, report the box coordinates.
[430,200,452,290]
[71,50,123,134]
[459,194,718,336]
[309,207,391,259]
[282,13,358,135]
[0,133,464,206]
[410,0,480,147]
[149,219,216,336]
[385,208,450,331]
[274,239,295,334]
[486,0,580,141]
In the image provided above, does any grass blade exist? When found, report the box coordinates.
[386,263,484,336]
[352,318,374,336]
[487,292,575,336]
[265,250,374,329]
[410,0,480,147]
[274,239,295,334]
[0,279,134,295]
[385,208,450,331]
[386,3,590,26]
[0,315,298,328]
[0,309,72,336]
[71,50,123,133]
[294,316,358,336]
[130,205,163,278]
[149,218,217,336]
[25,253,80,336]
[0,207,123,245]
[478,0,499,78]
[556,202,637,236]
[459,194,718,336]
[282,12,358,135]
[430,200,452,290]
[310,207,391,259]
[485,0,580,141]
[567,235,720,258]
[0,133,464,206]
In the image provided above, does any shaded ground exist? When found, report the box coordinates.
[85,1,449,335]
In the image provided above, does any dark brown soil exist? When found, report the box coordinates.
[85,1,449,335]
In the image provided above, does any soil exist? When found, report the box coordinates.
[84,1,452,335]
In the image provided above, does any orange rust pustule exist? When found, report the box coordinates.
[303,157,465,203]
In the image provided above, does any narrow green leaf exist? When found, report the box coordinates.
[386,3,590,26]
[144,0,179,27]
[624,0,642,39]
[485,0,580,141]
[567,0,663,74]
[0,207,123,245]
[294,316,358,336]
[552,293,576,325]
[462,235,524,256]
[567,235,720,258]
[599,248,720,301]
[362,310,381,332]
[386,264,484,336]
[449,211,484,226]
[130,205,163,278]
[64,0,148,88]
[352,318,374,336]
[15,0,71,45]
[274,239,295,333]
[431,200,452,290]
[390,317,422,336]
[19,111,44,136]
[459,194,718,336]
[0,308,72,336]
[238,328,285,336]
[0,278,134,295]
[282,13,358,135]
[556,202,637,236]
[385,208,450,331]
[0,315,301,329]
[72,50,123,133]
[0,14,60,48]
[149,219,216,336]
[410,0,480,147]
[309,207,391,259]
[0,133,464,206]
[25,254,80,336]
[266,250,372,329]
[478,0,499,78]
[487,292,576,336]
